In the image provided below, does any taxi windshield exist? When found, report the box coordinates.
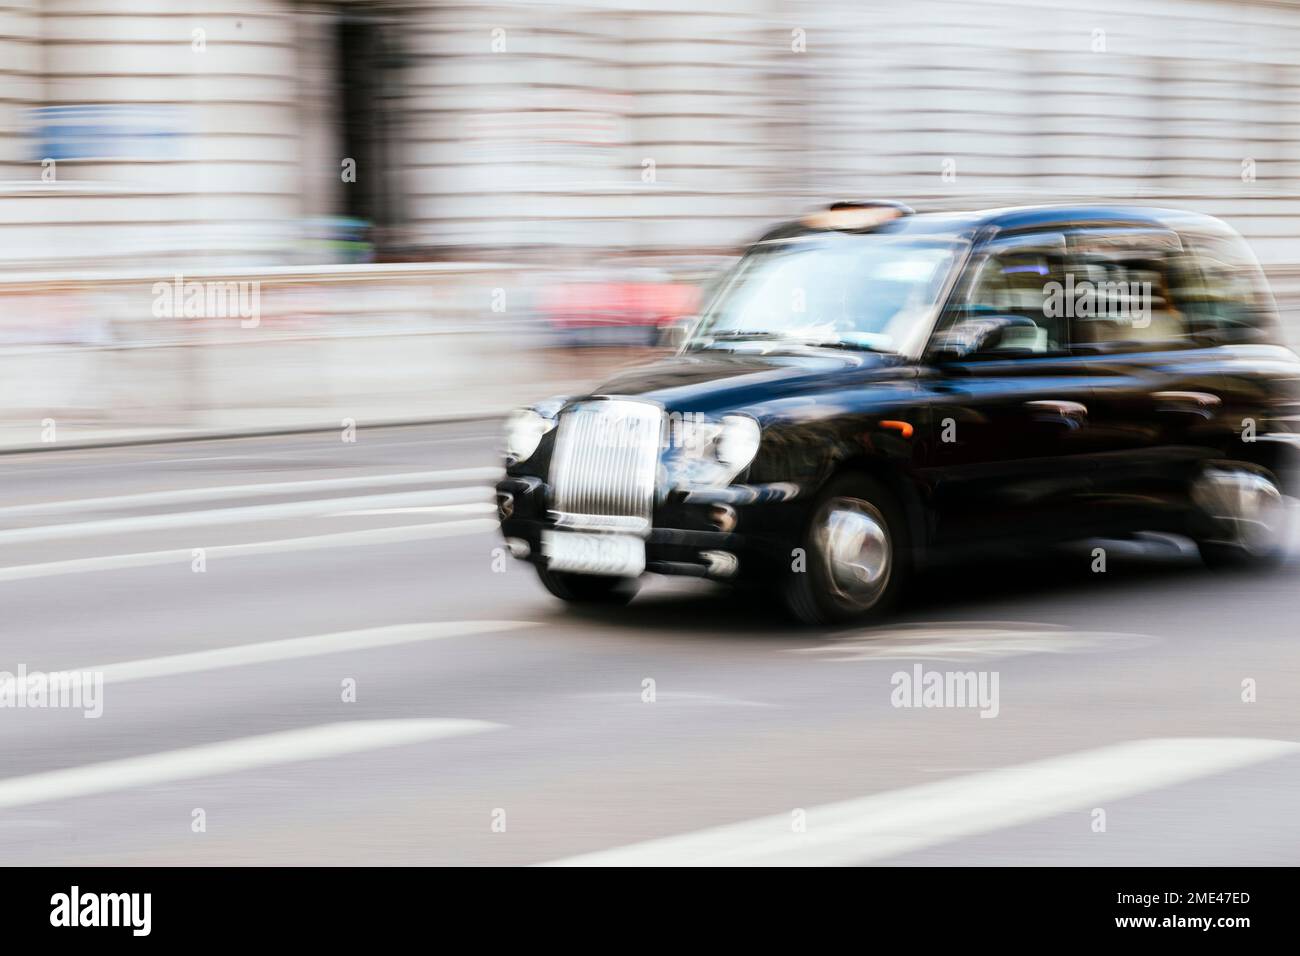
[687,235,964,353]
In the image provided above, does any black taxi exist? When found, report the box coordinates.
[496,202,1300,623]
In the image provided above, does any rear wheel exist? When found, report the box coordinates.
[535,566,640,605]
[782,473,909,625]
[1191,462,1289,570]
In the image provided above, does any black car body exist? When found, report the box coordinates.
[497,202,1300,623]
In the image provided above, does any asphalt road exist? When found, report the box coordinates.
[0,421,1297,866]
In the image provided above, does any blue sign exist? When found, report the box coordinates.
[29,105,189,161]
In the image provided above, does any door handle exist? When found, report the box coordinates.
[1025,399,1088,418]
[1153,391,1220,416]
[1024,399,1088,428]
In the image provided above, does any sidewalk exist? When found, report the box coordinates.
[0,262,670,452]
[0,335,664,452]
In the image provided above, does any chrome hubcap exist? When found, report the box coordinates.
[1192,466,1286,555]
[817,496,892,608]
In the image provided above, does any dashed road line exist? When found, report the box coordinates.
[544,737,1300,866]
[0,467,498,519]
[0,486,490,547]
[0,518,497,583]
[2,619,531,687]
[0,720,501,810]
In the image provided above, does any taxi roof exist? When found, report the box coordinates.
[757,203,1236,246]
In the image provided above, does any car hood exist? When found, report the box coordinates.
[590,347,895,415]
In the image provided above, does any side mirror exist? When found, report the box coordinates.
[928,315,1044,361]
[660,317,694,350]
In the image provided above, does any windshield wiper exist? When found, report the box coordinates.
[799,339,895,354]
[692,331,895,355]
[701,331,789,341]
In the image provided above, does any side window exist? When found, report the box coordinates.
[1173,232,1277,344]
[934,236,1070,356]
[1063,231,1191,351]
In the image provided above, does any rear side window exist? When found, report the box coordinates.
[1174,232,1278,344]
[1063,230,1191,351]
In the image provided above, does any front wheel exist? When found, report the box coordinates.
[535,566,640,605]
[1191,463,1289,570]
[782,473,909,625]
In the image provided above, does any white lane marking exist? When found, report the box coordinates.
[0,467,498,519]
[1,620,531,688]
[0,719,500,810]
[0,518,497,583]
[795,622,1155,662]
[0,486,490,547]
[543,737,1300,867]
[332,503,495,517]
[574,691,774,708]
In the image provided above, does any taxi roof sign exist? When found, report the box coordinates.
[802,200,915,233]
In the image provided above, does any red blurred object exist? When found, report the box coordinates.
[537,280,701,332]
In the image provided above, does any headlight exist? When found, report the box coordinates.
[717,415,761,469]
[664,412,761,487]
[504,408,556,465]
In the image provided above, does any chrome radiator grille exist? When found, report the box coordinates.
[549,400,662,529]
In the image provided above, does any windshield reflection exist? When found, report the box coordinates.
[687,236,964,354]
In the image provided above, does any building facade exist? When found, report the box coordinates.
[2,0,1299,271]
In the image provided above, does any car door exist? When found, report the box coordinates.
[1049,226,1198,535]
[919,231,1102,548]
[1158,228,1300,458]
[1111,229,1300,510]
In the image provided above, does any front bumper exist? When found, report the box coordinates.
[495,476,802,580]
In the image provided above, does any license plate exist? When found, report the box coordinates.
[542,531,645,577]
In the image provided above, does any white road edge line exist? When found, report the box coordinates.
[0,619,532,687]
[0,719,501,810]
[0,486,490,547]
[542,737,1300,867]
[0,467,500,519]
[0,518,498,583]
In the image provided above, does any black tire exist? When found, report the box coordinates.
[1190,462,1289,572]
[782,472,909,626]
[536,566,640,605]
